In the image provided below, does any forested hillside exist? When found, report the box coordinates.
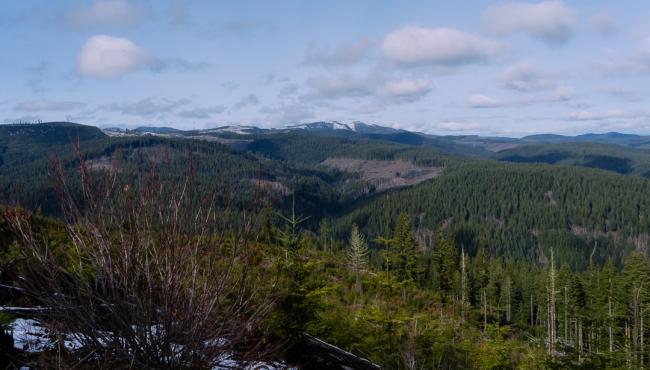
[337,162,650,269]
[498,142,650,177]
[3,122,650,368]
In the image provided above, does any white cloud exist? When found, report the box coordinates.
[305,73,431,105]
[303,39,376,67]
[99,97,190,117]
[279,82,299,97]
[568,109,629,121]
[232,94,260,110]
[604,88,644,103]
[483,1,576,44]
[380,79,432,102]
[77,35,152,80]
[467,86,574,109]
[466,94,503,108]
[499,62,556,92]
[258,103,315,126]
[307,74,375,99]
[65,0,146,30]
[596,37,650,75]
[437,120,483,132]
[544,86,575,102]
[177,106,226,119]
[381,26,502,66]
[14,99,86,112]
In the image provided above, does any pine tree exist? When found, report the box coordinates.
[548,248,558,355]
[433,229,457,298]
[502,274,512,322]
[460,246,469,321]
[260,203,277,245]
[392,213,421,282]
[348,224,369,291]
[600,258,619,353]
[319,218,333,252]
[275,194,310,252]
[622,252,649,366]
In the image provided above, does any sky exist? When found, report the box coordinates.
[2,0,650,136]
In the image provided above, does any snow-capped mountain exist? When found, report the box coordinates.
[201,125,268,135]
[101,121,403,138]
[286,121,353,131]
[285,120,401,134]
[349,121,401,134]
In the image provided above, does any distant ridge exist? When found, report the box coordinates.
[286,120,402,135]
[522,132,650,147]
[0,121,106,146]
[134,126,181,134]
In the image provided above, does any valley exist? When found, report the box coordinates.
[3,121,650,369]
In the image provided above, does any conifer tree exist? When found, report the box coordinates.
[622,252,649,366]
[433,229,457,298]
[600,258,619,353]
[319,218,333,252]
[392,213,420,282]
[548,248,558,355]
[348,224,369,291]
[460,246,469,321]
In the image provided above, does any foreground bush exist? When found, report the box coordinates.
[6,149,282,368]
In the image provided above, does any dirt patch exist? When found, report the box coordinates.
[86,155,115,171]
[250,179,290,198]
[570,224,619,241]
[544,190,557,206]
[322,157,443,192]
[629,233,649,254]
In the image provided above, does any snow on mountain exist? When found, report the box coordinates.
[286,121,352,131]
[202,125,266,135]
[101,121,401,137]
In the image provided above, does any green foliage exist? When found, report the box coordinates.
[433,229,458,298]
[347,224,368,283]
[498,141,650,177]
[8,125,650,368]
[389,213,421,283]
[339,162,650,268]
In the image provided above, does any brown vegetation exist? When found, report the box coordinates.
[4,145,283,368]
[321,157,442,192]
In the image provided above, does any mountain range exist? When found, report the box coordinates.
[0,118,650,368]
[103,121,650,149]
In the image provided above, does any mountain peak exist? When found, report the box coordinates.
[286,121,353,131]
[284,121,402,135]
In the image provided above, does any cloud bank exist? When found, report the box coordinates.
[382,26,502,66]
[484,1,576,44]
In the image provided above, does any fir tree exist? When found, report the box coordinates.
[392,213,421,282]
[348,224,369,291]
[433,230,457,300]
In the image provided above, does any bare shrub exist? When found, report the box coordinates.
[5,145,283,368]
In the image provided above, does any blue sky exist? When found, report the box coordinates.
[2,0,650,136]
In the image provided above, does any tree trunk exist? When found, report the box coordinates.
[483,289,487,329]
[609,294,613,353]
[506,278,511,322]
[548,249,557,355]
[460,248,466,322]
[564,286,568,344]
[578,319,583,362]
[642,311,645,367]
[531,293,534,327]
